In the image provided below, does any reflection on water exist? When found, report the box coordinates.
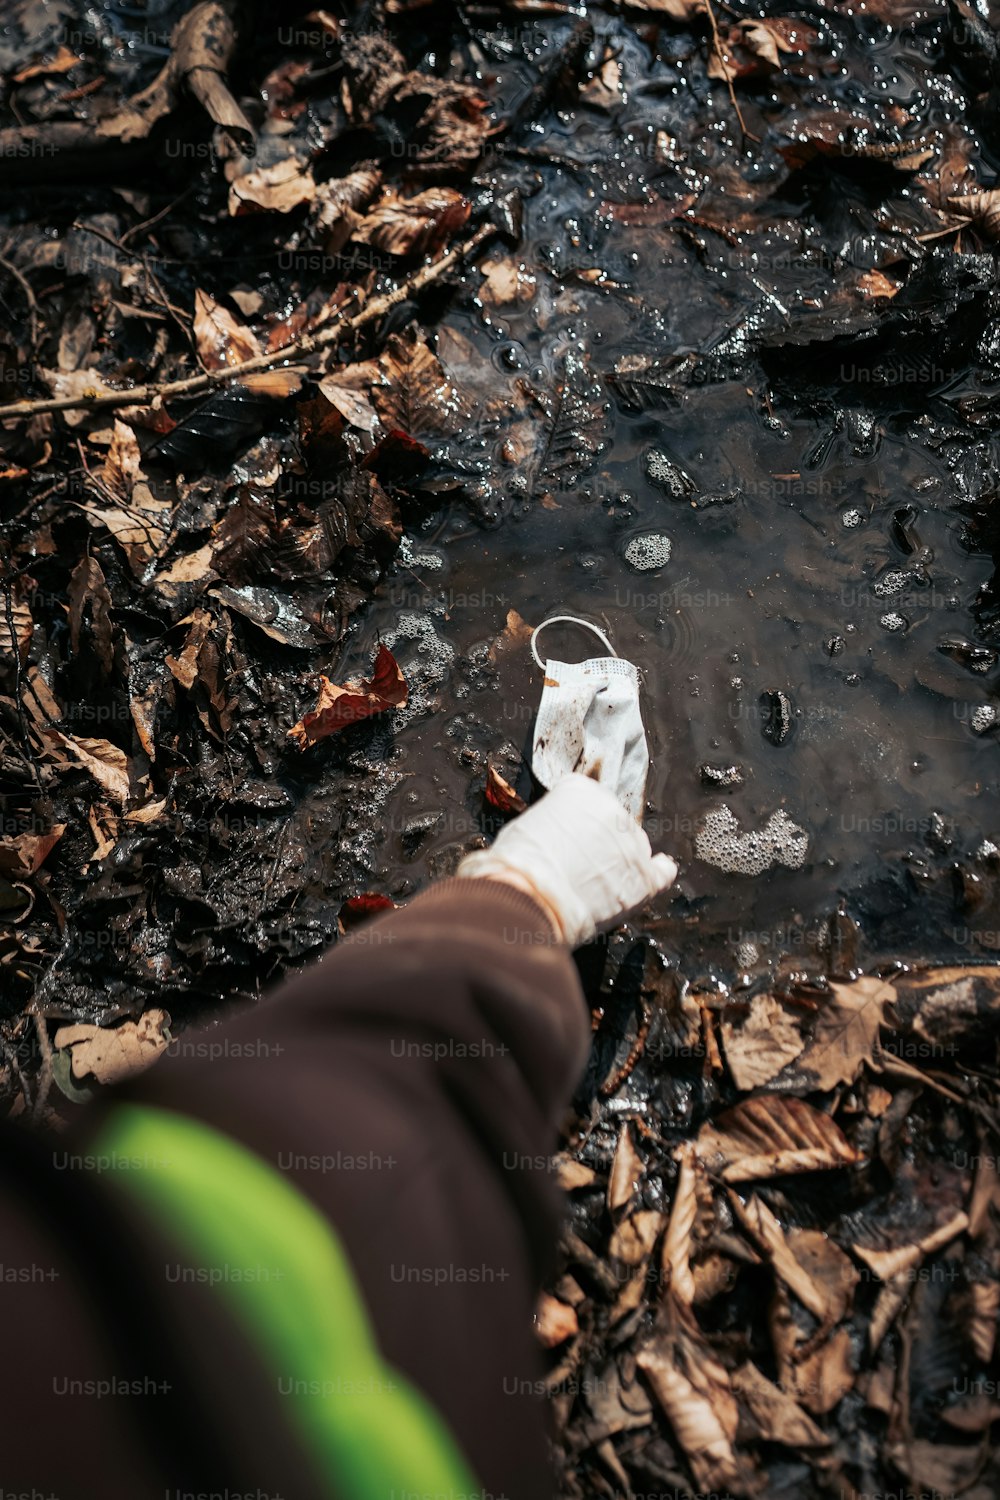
[346,10,1000,981]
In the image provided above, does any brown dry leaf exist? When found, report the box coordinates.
[488,609,534,664]
[373,329,472,439]
[609,1209,664,1266]
[709,17,817,79]
[721,990,805,1089]
[696,1095,859,1182]
[786,1226,858,1324]
[85,483,171,577]
[535,1292,579,1348]
[0,594,33,665]
[54,1008,171,1086]
[193,289,262,371]
[729,1193,832,1322]
[166,608,215,692]
[67,554,115,674]
[124,799,168,825]
[662,1142,700,1305]
[0,826,65,878]
[632,0,704,17]
[484,764,526,817]
[731,1361,830,1449]
[869,1270,911,1350]
[770,1288,855,1414]
[969,1148,1000,1239]
[86,802,117,863]
[318,363,381,434]
[785,976,896,1090]
[852,1210,969,1281]
[947,190,1000,241]
[352,187,471,257]
[554,1155,597,1191]
[858,270,902,298]
[289,644,408,748]
[155,542,217,589]
[313,168,382,253]
[969,1280,999,1362]
[98,418,143,500]
[13,46,80,82]
[479,257,538,308]
[227,156,317,216]
[887,1439,989,1496]
[637,1308,743,1493]
[41,368,118,428]
[608,1122,644,1213]
[46,731,131,805]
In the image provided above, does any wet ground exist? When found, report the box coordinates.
[343,7,1000,988]
[3,5,1000,1498]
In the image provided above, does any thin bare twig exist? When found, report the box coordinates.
[0,223,497,422]
[703,0,759,145]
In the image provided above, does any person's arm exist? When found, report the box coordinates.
[81,774,677,1499]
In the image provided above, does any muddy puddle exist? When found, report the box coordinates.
[337,9,1000,986]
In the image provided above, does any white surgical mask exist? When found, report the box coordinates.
[530,615,649,821]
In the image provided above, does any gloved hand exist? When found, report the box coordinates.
[457,773,678,947]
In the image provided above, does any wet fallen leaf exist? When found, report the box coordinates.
[535,1292,579,1348]
[13,46,79,83]
[0,827,65,878]
[67,554,115,675]
[782,976,896,1090]
[484,764,526,816]
[54,1008,171,1086]
[858,270,902,298]
[732,1361,830,1449]
[0,593,33,664]
[318,363,381,434]
[193,289,263,371]
[721,989,805,1089]
[637,1307,743,1493]
[352,187,471,257]
[608,1122,644,1213]
[339,892,397,932]
[227,156,317,216]
[852,1210,968,1280]
[372,329,472,439]
[45,731,131,805]
[696,1095,859,1181]
[99,418,143,500]
[289,643,408,748]
[947,190,1000,241]
[84,484,171,576]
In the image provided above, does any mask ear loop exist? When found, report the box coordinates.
[530,614,618,670]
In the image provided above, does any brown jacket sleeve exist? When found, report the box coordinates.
[116,875,593,1499]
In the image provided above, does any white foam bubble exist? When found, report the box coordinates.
[971,705,997,734]
[624,532,672,571]
[381,612,455,726]
[880,612,907,632]
[398,535,445,571]
[695,805,809,876]
[841,508,864,528]
[874,569,908,597]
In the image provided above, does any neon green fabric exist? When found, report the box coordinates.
[91,1103,480,1500]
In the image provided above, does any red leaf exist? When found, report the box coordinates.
[339,891,396,931]
[485,764,527,816]
[288,644,408,748]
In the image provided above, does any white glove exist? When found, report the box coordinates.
[458,773,678,947]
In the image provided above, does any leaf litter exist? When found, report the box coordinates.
[0,1,1000,1496]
